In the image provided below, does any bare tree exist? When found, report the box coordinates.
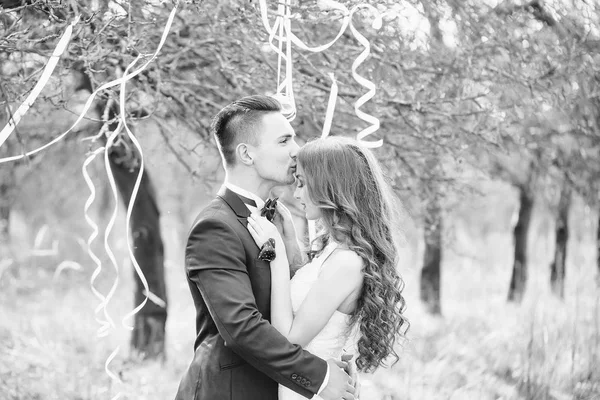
[108,136,167,359]
[507,182,534,303]
[550,184,570,298]
[420,191,442,314]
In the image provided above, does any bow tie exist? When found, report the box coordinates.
[260,197,279,222]
[238,194,278,222]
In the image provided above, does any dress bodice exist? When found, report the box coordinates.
[289,241,358,359]
[280,241,359,400]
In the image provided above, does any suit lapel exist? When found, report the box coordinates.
[217,186,264,258]
[218,186,251,219]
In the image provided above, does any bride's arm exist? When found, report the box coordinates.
[268,242,294,337]
[269,243,363,347]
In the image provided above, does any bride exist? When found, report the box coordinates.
[248,136,409,400]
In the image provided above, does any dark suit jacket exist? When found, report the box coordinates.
[175,187,327,400]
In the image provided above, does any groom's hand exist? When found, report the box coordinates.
[320,359,355,400]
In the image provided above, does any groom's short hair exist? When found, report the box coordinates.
[211,95,282,167]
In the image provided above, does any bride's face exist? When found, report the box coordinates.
[293,164,322,220]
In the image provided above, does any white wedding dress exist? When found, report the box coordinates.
[279,241,360,400]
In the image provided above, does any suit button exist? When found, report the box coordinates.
[305,380,311,387]
[291,373,298,380]
[301,378,307,385]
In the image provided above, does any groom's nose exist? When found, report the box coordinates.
[290,139,300,158]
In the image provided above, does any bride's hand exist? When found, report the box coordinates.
[247,213,285,250]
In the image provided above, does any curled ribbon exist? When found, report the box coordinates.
[82,146,116,338]
[1,4,178,398]
[82,5,177,396]
[117,56,157,330]
[105,345,123,400]
[101,122,125,389]
[259,0,383,147]
[259,0,351,122]
[349,5,383,148]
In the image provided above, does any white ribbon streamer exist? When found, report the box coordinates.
[260,1,383,244]
[100,122,128,394]
[349,5,383,148]
[259,0,383,146]
[0,17,79,149]
[0,4,178,398]
[0,5,178,164]
[321,73,338,138]
[259,0,351,122]
[105,345,123,396]
[117,56,154,330]
[259,0,350,53]
[82,146,116,338]
[102,125,124,331]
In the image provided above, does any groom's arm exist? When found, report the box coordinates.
[186,216,328,397]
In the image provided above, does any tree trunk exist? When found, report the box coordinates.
[420,196,442,315]
[108,150,167,360]
[508,187,534,303]
[550,185,570,298]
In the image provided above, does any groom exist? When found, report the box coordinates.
[175,95,356,400]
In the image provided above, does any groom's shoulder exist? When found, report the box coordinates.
[200,195,231,217]
[196,196,235,221]
[188,196,236,231]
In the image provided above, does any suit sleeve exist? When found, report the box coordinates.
[186,217,328,397]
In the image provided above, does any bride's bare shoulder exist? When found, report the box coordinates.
[320,248,364,280]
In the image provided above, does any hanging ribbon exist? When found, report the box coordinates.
[261,0,295,120]
[258,0,383,146]
[259,0,350,122]
[101,122,125,393]
[0,17,79,149]
[0,5,178,164]
[349,4,383,148]
[0,3,177,399]
[80,6,177,398]
[82,146,117,338]
[259,1,384,245]
[117,56,157,330]
[321,73,338,138]
[82,147,122,398]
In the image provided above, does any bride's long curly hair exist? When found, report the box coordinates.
[298,136,409,373]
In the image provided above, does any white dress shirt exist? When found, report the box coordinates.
[224,182,264,214]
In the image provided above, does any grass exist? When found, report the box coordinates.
[1,213,599,400]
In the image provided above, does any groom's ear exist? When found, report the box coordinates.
[236,143,254,166]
